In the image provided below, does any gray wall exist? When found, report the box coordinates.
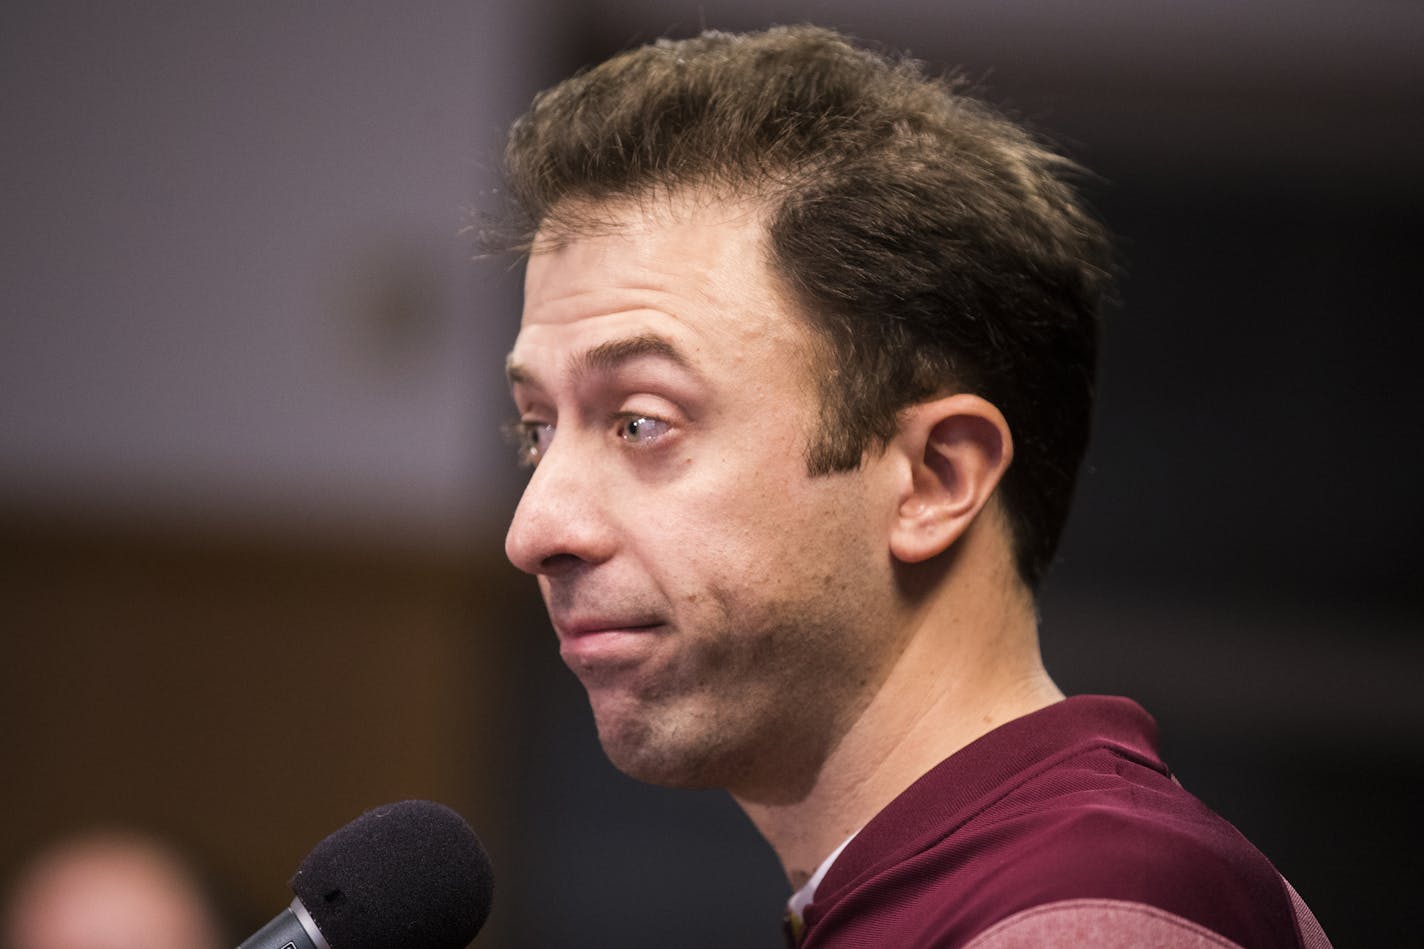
[2,1,537,539]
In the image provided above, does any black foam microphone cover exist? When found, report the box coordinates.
[288,799,493,949]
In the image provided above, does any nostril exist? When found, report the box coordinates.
[540,551,586,574]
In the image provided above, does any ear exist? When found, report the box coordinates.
[887,394,1014,564]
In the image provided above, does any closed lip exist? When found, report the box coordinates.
[553,617,666,639]
[556,619,667,667]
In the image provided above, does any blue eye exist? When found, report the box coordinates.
[618,416,669,444]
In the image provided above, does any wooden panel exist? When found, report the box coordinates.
[0,509,521,940]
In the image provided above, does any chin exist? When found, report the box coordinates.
[593,708,736,789]
[607,751,717,789]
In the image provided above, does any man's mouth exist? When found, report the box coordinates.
[557,618,664,638]
[555,619,668,667]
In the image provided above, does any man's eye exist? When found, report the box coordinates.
[618,415,669,444]
[504,420,554,467]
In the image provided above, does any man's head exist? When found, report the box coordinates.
[501,25,1113,589]
[506,194,919,798]
[499,26,1110,798]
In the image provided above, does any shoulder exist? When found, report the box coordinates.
[951,789,1299,946]
[803,741,1303,948]
[959,887,1332,949]
[961,898,1255,949]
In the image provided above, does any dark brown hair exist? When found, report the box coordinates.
[499,25,1114,588]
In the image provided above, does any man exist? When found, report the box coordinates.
[497,25,1329,948]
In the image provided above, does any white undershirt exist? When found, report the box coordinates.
[787,832,859,921]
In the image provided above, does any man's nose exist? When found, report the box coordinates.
[505,439,615,577]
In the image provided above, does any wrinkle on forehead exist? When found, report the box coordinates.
[526,193,772,306]
[509,189,831,434]
[520,192,807,355]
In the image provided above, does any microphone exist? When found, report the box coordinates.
[237,799,494,949]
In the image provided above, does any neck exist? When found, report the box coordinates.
[732,552,1061,889]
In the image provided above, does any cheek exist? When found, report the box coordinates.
[639,428,881,600]
[643,452,794,549]
[698,485,882,611]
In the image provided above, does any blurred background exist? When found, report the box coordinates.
[1,1,1419,946]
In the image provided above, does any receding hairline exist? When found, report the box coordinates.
[525,184,781,255]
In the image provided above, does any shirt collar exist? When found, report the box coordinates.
[787,831,858,921]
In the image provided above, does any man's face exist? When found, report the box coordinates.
[505,196,905,799]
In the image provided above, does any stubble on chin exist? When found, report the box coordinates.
[579,630,862,799]
[588,694,723,788]
[571,522,889,796]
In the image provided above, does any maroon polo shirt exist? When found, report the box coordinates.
[796,695,1319,948]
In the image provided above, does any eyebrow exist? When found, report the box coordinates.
[506,332,692,388]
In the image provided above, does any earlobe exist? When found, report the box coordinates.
[888,395,1013,564]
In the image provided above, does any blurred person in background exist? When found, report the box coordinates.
[2,830,226,949]
[496,25,1330,948]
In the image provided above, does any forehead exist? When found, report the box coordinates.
[511,195,815,377]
